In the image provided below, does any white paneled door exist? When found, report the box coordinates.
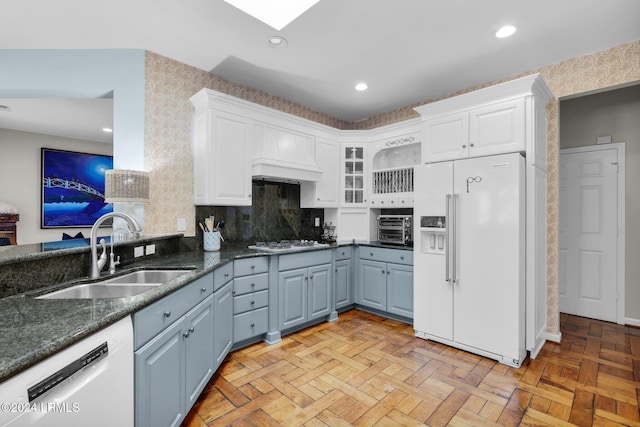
[559,146,622,323]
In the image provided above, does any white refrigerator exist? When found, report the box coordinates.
[413,152,526,367]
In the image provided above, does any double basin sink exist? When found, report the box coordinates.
[37,269,193,299]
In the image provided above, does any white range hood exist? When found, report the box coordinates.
[251,124,322,182]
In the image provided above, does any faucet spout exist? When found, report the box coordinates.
[89,212,143,279]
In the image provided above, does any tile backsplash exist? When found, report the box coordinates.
[195,181,323,247]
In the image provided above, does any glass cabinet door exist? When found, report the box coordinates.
[344,146,364,204]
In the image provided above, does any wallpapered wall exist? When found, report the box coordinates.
[144,41,640,335]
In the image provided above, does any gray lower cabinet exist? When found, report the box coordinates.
[233,257,269,343]
[278,250,332,331]
[357,247,413,318]
[135,295,214,427]
[213,280,233,369]
[334,248,352,309]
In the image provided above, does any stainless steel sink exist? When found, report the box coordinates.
[101,270,191,285]
[37,269,192,299]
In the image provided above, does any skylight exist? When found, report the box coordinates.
[224,0,320,31]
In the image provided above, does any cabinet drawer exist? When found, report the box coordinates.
[233,273,268,296]
[233,307,268,342]
[233,290,268,314]
[133,273,213,349]
[213,262,233,291]
[359,246,412,265]
[335,247,351,261]
[279,249,332,271]
[234,257,268,277]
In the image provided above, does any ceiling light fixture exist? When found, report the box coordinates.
[224,0,319,31]
[268,36,288,47]
[355,82,368,92]
[495,25,517,38]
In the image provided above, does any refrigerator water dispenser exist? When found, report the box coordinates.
[419,216,446,255]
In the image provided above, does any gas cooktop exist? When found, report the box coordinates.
[248,240,330,253]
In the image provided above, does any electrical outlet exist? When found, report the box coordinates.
[315,217,320,227]
[177,218,186,232]
[134,246,144,258]
[146,244,156,255]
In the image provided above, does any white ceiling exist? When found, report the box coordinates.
[1,0,639,129]
[0,98,113,143]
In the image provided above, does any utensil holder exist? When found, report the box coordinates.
[203,231,221,251]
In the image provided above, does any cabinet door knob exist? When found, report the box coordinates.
[387,271,390,275]
[164,311,171,318]
[183,331,190,338]
[189,326,195,333]
[248,194,252,198]
[201,287,207,293]
[462,144,467,149]
[224,273,229,277]
[310,274,314,279]
[470,143,475,147]
[381,269,385,274]
[232,290,236,295]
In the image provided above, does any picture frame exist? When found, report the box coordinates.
[41,148,113,228]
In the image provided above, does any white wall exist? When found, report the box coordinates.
[0,128,112,244]
[560,84,640,320]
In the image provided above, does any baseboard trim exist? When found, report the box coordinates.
[625,317,640,328]
[545,331,562,343]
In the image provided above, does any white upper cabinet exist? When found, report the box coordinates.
[191,104,253,206]
[469,98,525,158]
[416,74,552,166]
[300,138,340,208]
[421,112,469,162]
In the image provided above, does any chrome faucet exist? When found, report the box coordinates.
[89,212,143,279]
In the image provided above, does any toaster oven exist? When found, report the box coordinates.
[377,215,413,245]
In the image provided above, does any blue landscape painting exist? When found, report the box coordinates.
[41,148,113,228]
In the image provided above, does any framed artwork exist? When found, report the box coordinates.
[41,148,113,228]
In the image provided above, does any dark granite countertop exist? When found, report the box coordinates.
[0,242,413,383]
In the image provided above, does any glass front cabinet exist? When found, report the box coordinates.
[343,145,365,205]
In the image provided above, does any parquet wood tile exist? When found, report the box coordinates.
[183,310,640,426]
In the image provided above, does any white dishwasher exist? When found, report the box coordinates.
[0,316,134,427]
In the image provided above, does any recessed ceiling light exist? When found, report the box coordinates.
[268,36,288,47]
[102,127,113,133]
[355,82,368,91]
[496,25,517,38]
[224,0,320,31]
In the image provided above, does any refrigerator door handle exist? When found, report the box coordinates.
[445,194,451,283]
[452,193,458,284]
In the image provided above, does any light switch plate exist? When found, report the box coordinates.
[177,218,186,231]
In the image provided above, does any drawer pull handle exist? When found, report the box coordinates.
[251,265,255,269]
[251,282,256,287]
[250,322,255,327]
[370,252,374,256]
[183,331,190,338]
[400,256,404,260]
[251,300,255,305]
[224,273,229,277]
[201,287,207,293]
[164,311,171,318]
[189,326,195,333]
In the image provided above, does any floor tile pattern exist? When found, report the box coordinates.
[183,310,640,426]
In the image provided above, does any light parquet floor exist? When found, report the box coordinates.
[183,310,640,426]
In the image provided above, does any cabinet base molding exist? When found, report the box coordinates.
[264,331,282,345]
[354,305,412,325]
